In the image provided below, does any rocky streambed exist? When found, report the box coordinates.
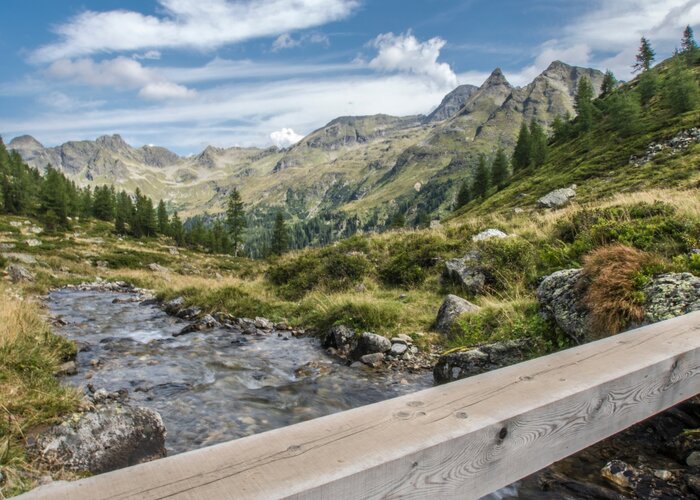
[46,285,432,456]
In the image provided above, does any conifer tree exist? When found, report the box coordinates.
[637,70,659,105]
[574,77,595,132]
[92,185,115,221]
[472,154,491,198]
[600,70,617,97]
[157,199,169,235]
[491,148,510,189]
[114,191,132,234]
[607,92,642,137]
[511,121,531,171]
[225,188,246,255]
[170,211,185,245]
[529,119,548,167]
[681,25,698,55]
[40,166,69,232]
[271,211,289,256]
[455,180,472,209]
[79,186,93,219]
[664,57,700,114]
[551,113,572,142]
[633,37,655,73]
[390,211,406,229]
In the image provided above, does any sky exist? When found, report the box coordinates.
[0,0,698,154]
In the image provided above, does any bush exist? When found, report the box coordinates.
[477,237,537,292]
[378,233,459,287]
[580,244,662,336]
[300,294,402,334]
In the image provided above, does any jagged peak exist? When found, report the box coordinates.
[95,134,129,150]
[8,135,44,149]
[481,68,511,89]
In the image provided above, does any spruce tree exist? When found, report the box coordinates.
[664,57,700,114]
[390,211,406,229]
[170,211,185,246]
[681,25,698,55]
[551,113,572,142]
[455,180,471,209]
[157,200,169,235]
[574,77,595,132]
[511,121,531,171]
[472,154,491,198]
[271,211,289,256]
[529,119,548,167]
[633,37,655,73]
[40,166,69,232]
[491,148,510,189]
[607,92,642,137]
[226,188,246,255]
[600,70,617,97]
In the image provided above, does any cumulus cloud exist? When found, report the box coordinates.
[138,82,197,100]
[31,0,359,63]
[368,31,458,88]
[270,128,304,147]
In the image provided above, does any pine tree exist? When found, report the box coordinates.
[529,119,548,167]
[271,211,289,256]
[607,92,642,137]
[491,148,510,189]
[92,185,115,221]
[600,70,617,97]
[511,121,531,171]
[157,200,169,235]
[664,57,700,114]
[40,166,69,232]
[633,37,655,73]
[79,186,93,218]
[390,212,406,229]
[455,180,471,209]
[225,188,246,255]
[551,113,572,142]
[574,77,595,132]
[681,25,698,54]
[170,211,185,246]
[472,154,491,198]
[637,70,659,105]
[115,191,132,234]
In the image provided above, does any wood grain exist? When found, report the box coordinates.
[21,311,700,500]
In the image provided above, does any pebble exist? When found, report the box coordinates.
[688,451,700,467]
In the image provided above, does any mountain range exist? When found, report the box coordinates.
[8,61,603,231]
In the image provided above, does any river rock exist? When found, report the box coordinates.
[176,306,201,320]
[471,229,508,242]
[600,460,682,497]
[7,263,34,283]
[33,403,166,474]
[254,317,273,330]
[390,343,408,356]
[536,268,591,344]
[174,314,220,336]
[324,325,355,350]
[644,273,700,324]
[164,296,185,313]
[360,352,384,367]
[537,185,577,209]
[351,332,391,359]
[435,294,480,335]
[55,361,77,376]
[433,339,532,384]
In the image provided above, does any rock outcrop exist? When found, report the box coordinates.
[33,402,166,474]
[537,185,577,209]
[433,339,532,384]
[441,251,487,296]
[536,268,591,343]
[643,273,700,323]
[7,263,34,283]
[435,294,480,335]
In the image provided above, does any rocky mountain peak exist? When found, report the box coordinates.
[95,134,130,152]
[8,135,44,150]
[424,84,479,123]
[481,68,511,89]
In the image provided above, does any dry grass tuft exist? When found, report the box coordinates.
[580,244,659,336]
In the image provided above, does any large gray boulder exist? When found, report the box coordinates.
[433,339,532,384]
[472,229,508,242]
[351,332,391,359]
[644,273,700,323]
[324,325,355,350]
[536,269,591,344]
[537,185,577,209]
[442,251,487,296]
[7,263,34,283]
[435,294,480,335]
[34,403,166,474]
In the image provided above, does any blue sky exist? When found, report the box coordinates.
[0,0,698,154]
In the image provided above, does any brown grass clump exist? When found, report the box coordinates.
[580,244,660,336]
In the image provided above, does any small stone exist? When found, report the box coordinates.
[360,353,384,367]
[399,379,409,385]
[239,416,256,426]
[25,238,42,247]
[391,337,407,345]
[687,451,700,467]
[147,263,169,273]
[89,359,100,367]
[390,343,408,356]
[472,229,508,242]
[56,361,77,376]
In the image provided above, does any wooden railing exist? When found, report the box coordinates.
[22,310,700,500]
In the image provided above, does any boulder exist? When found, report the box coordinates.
[174,314,220,336]
[351,332,392,359]
[390,343,408,356]
[254,317,274,330]
[433,339,532,384]
[441,251,487,295]
[644,273,700,324]
[471,228,508,242]
[324,325,355,350]
[360,353,384,367]
[25,238,42,247]
[33,403,166,474]
[7,263,34,283]
[537,185,577,209]
[536,269,591,344]
[147,263,169,273]
[164,296,185,314]
[435,294,480,335]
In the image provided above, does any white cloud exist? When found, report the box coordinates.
[133,50,162,60]
[37,91,105,111]
[272,34,301,51]
[368,32,457,89]
[138,82,197,100]
[31,0,359,63]
[270,128,304,147]
[46,56,197,100]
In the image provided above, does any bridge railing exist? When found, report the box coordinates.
[23,310,700,499]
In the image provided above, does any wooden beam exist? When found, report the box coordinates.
[22,311,700,500]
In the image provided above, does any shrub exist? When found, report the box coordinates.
[378,233,458,287]
[300,294,402,334]
[477,237,537,292]
[580,244,661,336]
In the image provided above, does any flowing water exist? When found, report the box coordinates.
[48,289,433,455]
